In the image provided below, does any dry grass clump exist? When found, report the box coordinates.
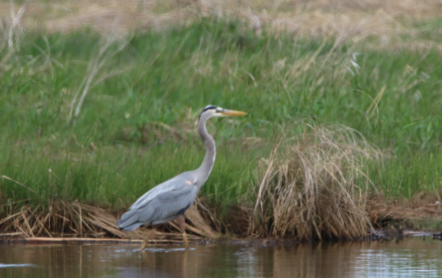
[0,200,218,241]
[249,124,380,240]
[0,201,133,238]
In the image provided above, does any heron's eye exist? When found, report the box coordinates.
[216,108,223,113]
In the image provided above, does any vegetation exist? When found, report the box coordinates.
[250,125,380,239]
[1,12,442,238]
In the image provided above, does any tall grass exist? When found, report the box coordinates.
[1,18,442,222]
[249,125,380,239]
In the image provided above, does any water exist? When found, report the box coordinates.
[0,238,441,278]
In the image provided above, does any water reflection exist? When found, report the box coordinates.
[0,264,35,268]
[0,238,441,278]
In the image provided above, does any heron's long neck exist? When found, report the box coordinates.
[196,117,216,188]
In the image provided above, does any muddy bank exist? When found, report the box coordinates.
[367,194,442,229]
[0,195,441,242]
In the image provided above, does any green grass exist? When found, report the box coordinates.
[1,19,442,212]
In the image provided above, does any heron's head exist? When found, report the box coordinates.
[199,105,247,120]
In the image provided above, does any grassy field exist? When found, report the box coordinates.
[1,3,442,237]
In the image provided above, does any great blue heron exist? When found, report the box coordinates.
[117,105,247,249]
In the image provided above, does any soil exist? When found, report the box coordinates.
[367,193,442,229]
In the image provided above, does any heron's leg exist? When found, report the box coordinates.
[177,215,188,249]
[140,227,156,250]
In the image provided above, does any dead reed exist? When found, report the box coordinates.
[0,201,131,238]
[249,124,381,240]
[0,200,218,241]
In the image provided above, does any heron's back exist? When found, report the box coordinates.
[117,171,198,231]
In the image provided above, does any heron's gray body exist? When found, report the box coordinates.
[117,105,229,232]
[117,171,199,231]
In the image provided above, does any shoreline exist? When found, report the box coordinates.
[1,230,441,246]
[1,195,441,243]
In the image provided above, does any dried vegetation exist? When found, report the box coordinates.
[1,0,440,49]
[249,125,381,240]
[0,202,128,238]
[0,200,218,241]
[367,193,442,226]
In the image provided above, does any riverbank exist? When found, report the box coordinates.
[1,1,442,241]
[0,194,441,241]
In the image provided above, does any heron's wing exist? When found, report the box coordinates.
[138,184,198,224]
[117,172,198,230]
[129,171,194,210]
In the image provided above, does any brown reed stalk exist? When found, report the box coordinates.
[249,124,380,240]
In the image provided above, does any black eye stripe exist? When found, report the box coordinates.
[202,105,218,113]
[199,105,219,120]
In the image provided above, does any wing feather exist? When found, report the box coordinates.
[117,172,198,231]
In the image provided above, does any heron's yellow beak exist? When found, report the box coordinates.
[221,109,247,116]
